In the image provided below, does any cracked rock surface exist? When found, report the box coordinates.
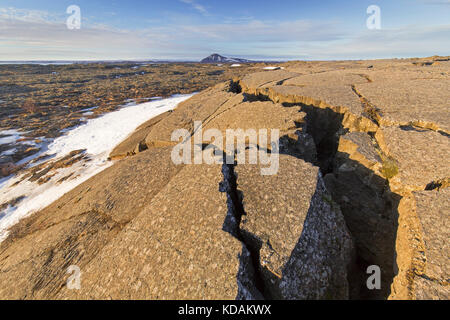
[235,154,353,299]
[0,57,448,299]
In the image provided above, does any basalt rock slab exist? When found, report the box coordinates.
[375,126,450,193]
[412,188,449,300]
[355,79,450,133]
[58,164,258,300]
[235,154,354,299]
[0,147,181,299]
[0,58,449,301]
[203,100,315,162]
[144,82,236,147]
[109,111,171,160]
[241,84,378,133]
[239,70,300,90]
[283,70,370,87]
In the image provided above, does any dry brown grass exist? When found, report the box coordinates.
[21,100,38,114]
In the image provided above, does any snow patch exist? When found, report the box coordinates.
[0,94,193,242]
[263,66,283,70]
[0,130,23,145]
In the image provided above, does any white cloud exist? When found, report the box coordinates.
[180,0,209,15]
[295,24,450,60]
[0,7,62,23]
[177,19,345,42]
[0,6,449,61]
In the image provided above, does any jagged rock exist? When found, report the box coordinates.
[338,132,382,169]
[237,63,449,299]
[235,154,354,299]
[324,132,399,299]
[335,132,384,188]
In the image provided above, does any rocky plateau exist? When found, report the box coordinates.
[0,56,448,300]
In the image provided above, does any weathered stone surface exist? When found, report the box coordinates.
[0,57,448,300]
[240,83,378,133]
[0,147,181,299]
[359,69,448,82]
[203,100,315,161]
[240,70,299,90]
[279,177,353,300]
[204,101,304,134]
[109,111,171,159]
[356,79,450,133]
[335,132,384,187]
[325,129,401,298]
[271,85,362,116]
[375,126,450,192]
[412,188,449,300]
[144,82,236,146]
[204,100,305,153]
[58,164,251,300]
[338,132,381,170]
[235,154,353,299]
[283,70,369,87]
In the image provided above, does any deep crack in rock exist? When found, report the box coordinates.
[219,156,267,300]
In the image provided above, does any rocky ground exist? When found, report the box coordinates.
[0,56,448,299]
[0,62,260,176]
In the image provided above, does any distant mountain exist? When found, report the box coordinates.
[200,54,253,64]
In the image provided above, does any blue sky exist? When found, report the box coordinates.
[0,0,449,60]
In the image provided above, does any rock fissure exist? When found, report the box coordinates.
[351,85,381,126]
[219,158,267,299]
[236,80,406,299]
[0,61,448,300]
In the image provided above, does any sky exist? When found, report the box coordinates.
[0,0,449,61]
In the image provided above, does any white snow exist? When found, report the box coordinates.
[1,148,17,156]
[80,106,98,112]
[0,93,193,242]
[263,66,283,70]
[0,129,23,145]
[230,64,241,67]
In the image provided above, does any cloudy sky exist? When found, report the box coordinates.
[0,0,449,61]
